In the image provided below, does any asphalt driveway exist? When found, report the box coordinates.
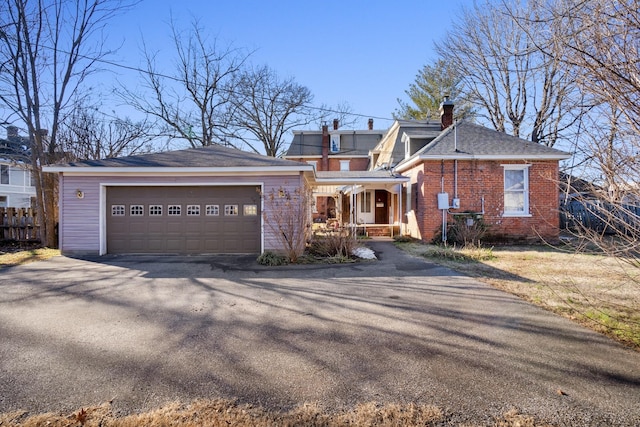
[1,241,639,425]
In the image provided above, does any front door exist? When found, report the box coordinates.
[374,190,388,224]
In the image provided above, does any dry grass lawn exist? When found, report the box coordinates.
[396,241,640,350]
[0,247,60,268]
[0,400,552,427]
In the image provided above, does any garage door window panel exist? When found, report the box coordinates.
[112,205,125,216]
[206,205,219,216]
[130,205,144,216]
[149,205,163,216]
[187,205,200,216]
[225,205,238,216]
[168,205,182,216]
[244,204,257,216]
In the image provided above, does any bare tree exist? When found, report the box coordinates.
[262,186,312,262]
[0,0,135,247]
[313,102,359,130]
[232,65,313,157]
[57,100,156,161]
[119,19,250,149]
[552,0,640,264]
[436,0,581,147]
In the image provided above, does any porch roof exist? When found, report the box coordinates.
[311,170,408,196]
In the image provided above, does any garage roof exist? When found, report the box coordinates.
[44,144,314,174]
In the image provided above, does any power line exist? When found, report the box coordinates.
[0,31,396,124]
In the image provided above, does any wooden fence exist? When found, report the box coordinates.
[0,207,41,242]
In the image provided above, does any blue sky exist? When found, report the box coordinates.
[104,0,468,129]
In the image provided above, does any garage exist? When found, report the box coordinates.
[106,185,261,254]
[44,143,313,256]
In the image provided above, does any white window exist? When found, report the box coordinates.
[339,160,350,171]
[111,205,125,216]
[130,205,144,216]
[149,205,163,216]
[359,191,372,213]
[186,205,200,216]
[168,205,182,216]
[0,165,8,185]
[0,196,7,207]
[225,204,238,216]
[205,205,219,216]
[503,165,530,216]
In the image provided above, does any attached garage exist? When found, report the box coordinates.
[44,144,313,256]
[106,185,261,254]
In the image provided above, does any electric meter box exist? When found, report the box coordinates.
[437,192,449,210]
[452,198,461,209]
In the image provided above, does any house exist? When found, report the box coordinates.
[289,98,571,243]
[43,145,313,256]
[284,119,414,236]
[0,126,36,208]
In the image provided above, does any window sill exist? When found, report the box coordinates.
[502,212,532,218]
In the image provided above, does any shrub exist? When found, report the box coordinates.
[308,233,358,258]
[432,214,488,246]
[257,251,289,266]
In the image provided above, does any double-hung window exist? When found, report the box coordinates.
[0,165,9,185]
[503,165,530,216]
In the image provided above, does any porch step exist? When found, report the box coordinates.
[363,226,395,237]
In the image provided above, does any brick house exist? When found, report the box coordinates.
[287,99,570,242]
[285,119,411,236]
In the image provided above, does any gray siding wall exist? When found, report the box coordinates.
[59,173,306,255]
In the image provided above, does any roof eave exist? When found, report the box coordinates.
[394,152,571,172]
[42,165,314,175]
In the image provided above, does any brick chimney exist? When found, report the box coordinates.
[321,124,329,171]
[368,118,373,130]
[333,119,339,130]
[440,96,454,130]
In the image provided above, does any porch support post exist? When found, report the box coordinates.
[399,185,403,236]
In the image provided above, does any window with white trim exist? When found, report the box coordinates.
[359,191,371,213]
[339,160,350,171]
[130,205,144,216]
[149,205,163,216]
[205,204,219,216]
[225,204,238,216]
[503,165,530,216]
[168,205,182,216]
[186,205,200,216]
[111,205,125,216]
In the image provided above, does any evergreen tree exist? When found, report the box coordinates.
[394,60,470,121]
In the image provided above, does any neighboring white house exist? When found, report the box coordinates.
[0,126,36,208]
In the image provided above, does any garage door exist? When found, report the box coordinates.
[106,186,261,254]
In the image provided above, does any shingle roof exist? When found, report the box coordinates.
[51,144,307,169]
[371,120,441,168]
[398,121,570,165]
[316,170,403,180]
[284,131,383,157]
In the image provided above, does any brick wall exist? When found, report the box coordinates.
[406,160,561,243]
[285,156,369,172]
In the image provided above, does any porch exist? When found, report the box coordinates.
[310,170,409,237]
